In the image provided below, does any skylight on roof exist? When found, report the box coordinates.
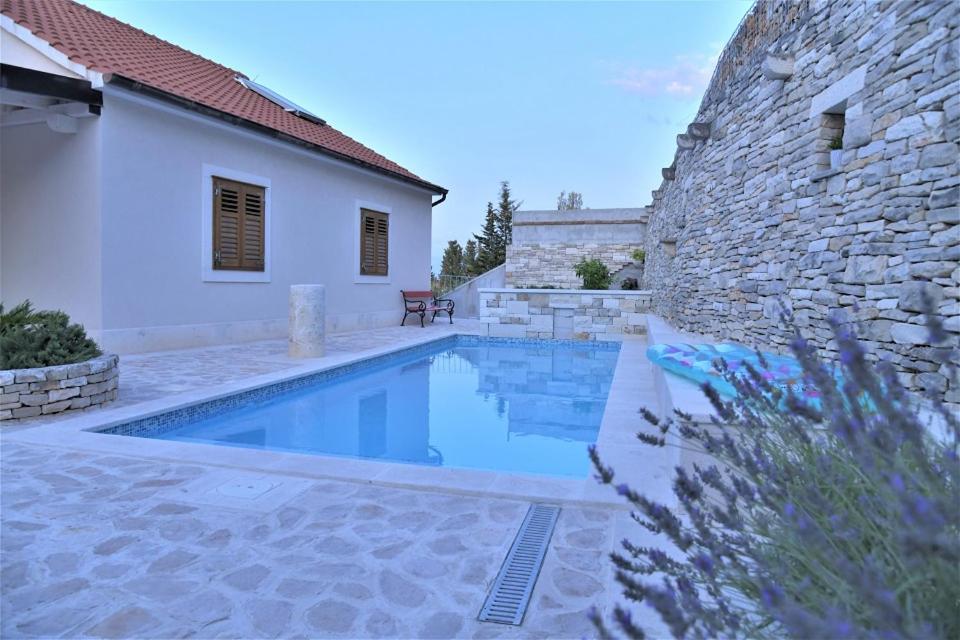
[236,76,325,126]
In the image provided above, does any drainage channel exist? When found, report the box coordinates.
[478,503,561,625]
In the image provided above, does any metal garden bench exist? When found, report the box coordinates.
[401,290,454,327]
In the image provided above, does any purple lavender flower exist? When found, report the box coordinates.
[590,298,960,639]
[691,552,715,576]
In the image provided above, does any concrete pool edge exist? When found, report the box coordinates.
[1,333,671,509]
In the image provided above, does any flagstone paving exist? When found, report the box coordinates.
[0,439,640,639]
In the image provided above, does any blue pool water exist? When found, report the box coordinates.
[104,337,620,477]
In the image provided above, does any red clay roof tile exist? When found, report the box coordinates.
[1,0,444,193]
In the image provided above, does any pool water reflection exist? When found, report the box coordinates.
[157,339,620,477]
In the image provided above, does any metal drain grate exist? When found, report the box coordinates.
[478,503,561,625]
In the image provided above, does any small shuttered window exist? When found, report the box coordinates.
[213,176,265,271]
[360,208,389,276]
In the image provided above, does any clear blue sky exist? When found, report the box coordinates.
[83,0,750,271]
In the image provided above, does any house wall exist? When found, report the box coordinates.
[97,89,434,353]
[505,208,647,289]
[643,0,959,401]
[0,117,103,333]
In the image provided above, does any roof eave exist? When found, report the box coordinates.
[103,73,447,196]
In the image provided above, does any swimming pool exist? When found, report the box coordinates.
[101,336,621,478]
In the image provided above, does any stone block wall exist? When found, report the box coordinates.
[0,354,119,420]
[505,208,647,288]
[643,0,960,401]
[506,244,641,289]
[479,288,651,340]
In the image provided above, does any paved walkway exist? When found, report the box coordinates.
[1,438,640,638]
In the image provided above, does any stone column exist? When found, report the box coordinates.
[289,285,325,358]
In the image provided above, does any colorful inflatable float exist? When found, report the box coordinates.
[646,343,821,402]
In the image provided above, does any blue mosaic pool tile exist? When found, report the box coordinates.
[458,335,622,351]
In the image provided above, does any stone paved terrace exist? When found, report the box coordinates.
[1,321,671,639]
[1,440,649,639]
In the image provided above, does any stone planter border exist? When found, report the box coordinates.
[0,354,119,421]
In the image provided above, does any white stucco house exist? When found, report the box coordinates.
[0,0,447,353]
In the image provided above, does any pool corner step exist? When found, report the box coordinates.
[478,503,561,625]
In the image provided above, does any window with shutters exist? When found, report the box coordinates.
[213,176,265,272]
[201,165,270,283]
[359,208,389,276]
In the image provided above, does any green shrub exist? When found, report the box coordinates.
[574,259,612,290]
[632,249,646,262]
[0,301,101,369]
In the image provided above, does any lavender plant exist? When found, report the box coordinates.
[589,307,960,639]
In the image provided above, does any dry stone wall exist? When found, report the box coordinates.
[0,354,119,420]
[643,0,960,402]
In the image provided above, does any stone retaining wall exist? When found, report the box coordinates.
[479,288,651,340]
[506,243,641,289]
[0,354,119,420]
[642,0,960,401]
[505,208,648,288]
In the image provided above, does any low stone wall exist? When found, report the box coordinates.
[0,354,119,420]
[479,288,651,340]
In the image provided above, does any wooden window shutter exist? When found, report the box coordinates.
[241,186,265,270]
[213,177,265,271]
[360,208,388,276]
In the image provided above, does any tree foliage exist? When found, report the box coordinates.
[0,300,102,369]
[557,191,584,210]
[474,202,501,274]
[464,239,479,277]
[440,240,465,277]
[575,258,612,290]
[589,304,960,639]
[443,180,519,277]
[497,180,516,249]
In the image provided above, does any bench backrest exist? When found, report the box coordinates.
[402,290,434,301]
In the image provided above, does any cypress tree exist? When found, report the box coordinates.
[468,182,521,275]
[496,181,518,258]
[474,202,499,272]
